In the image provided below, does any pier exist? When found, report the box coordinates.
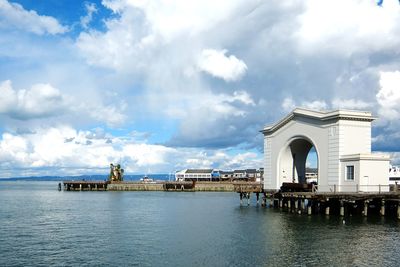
[235,184,400,219]
[63,181,109,191]
[63,181,237,192]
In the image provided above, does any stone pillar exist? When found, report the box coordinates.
[288,198,291,211]
[307,202,312,215]
[340,200,345,217]
[79,184,82,191]
[301,199,305,211]
[294,199,299,211]
[380,200,385,216]
[279,198,283,208]
[363,201,368,217]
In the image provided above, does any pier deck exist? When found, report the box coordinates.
[63,181,109,191]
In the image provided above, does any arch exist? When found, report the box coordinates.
[277,135,319,186]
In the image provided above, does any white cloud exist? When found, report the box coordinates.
[282,97,296,112]
[0,80,127,127]
[281,97,327,112]
[332,98,372,110]
[0,125,263,177]
[80,2,98,29]
[296,0,400,54]
[197,49,247,82]
[0,80,67,119]
[102,0,243,40]
[0,0,68,35]
[376,71,400,120]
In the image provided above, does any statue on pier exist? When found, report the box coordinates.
[109,163,124,182]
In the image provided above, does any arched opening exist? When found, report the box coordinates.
[278,137,319,186]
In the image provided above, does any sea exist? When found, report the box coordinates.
[1,181,400,267]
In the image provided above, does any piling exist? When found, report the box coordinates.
[307,201,312,215]
[380,200,385,216]
[363,201,368,217]
[325,205,330,216]
[397,204,400,220]
[340,201,345,217]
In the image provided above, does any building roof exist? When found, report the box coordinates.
[185,169,213,174]
[261,108,376,135]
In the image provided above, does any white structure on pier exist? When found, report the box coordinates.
[261,108,390,192]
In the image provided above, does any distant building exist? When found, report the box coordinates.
[175,169,216,181]
[305,168,318,184]
[219,171,234,180]
[176,168,263,182]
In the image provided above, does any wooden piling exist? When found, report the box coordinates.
[340,201,344,217]
[397,204,400,220]
[363,201,368,217]
[380,200,385,216]
[325,205,330,216]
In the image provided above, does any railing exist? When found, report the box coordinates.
[313,184,392,194]
[233,182,263,193]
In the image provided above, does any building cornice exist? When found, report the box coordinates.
[261,108,376,135]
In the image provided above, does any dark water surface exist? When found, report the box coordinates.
[1,181,399,266]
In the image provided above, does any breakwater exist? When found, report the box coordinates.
[63,181,245,192]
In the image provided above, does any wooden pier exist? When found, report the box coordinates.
[235,183,400,219]
[63,181,109,191]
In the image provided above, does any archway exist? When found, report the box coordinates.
[278,137,319,186]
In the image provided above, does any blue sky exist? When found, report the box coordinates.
[0,0,399,177]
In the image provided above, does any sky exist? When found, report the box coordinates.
[0,0,400,178]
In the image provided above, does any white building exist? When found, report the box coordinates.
[175,169,214,181]
[262,108,390,193]
[389,165,400,185]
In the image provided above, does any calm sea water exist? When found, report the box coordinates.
[1,181,400,267]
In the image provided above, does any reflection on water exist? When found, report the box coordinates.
[0,181,399,266]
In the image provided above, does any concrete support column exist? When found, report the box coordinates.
[325,204,330,216]
[294,199,299,211]
[79,184,82,191]
[397,204,400,220]
[301,199,305,211]
[247,193,251,206]
[288,198,291,211]
[279,199,283,208]
[364,201,368,217]
[340,200,345,217]
[380,200,385,216]
[307,200,312,215]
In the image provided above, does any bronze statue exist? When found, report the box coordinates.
[109,163,124,182]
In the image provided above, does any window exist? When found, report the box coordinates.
[346,165,354,181]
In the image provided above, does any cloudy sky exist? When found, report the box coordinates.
[0,0,399,177]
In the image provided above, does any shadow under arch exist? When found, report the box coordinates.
[277,135,320,186]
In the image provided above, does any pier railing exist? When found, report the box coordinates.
[233,182,263,193]
[314,184,391,194]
